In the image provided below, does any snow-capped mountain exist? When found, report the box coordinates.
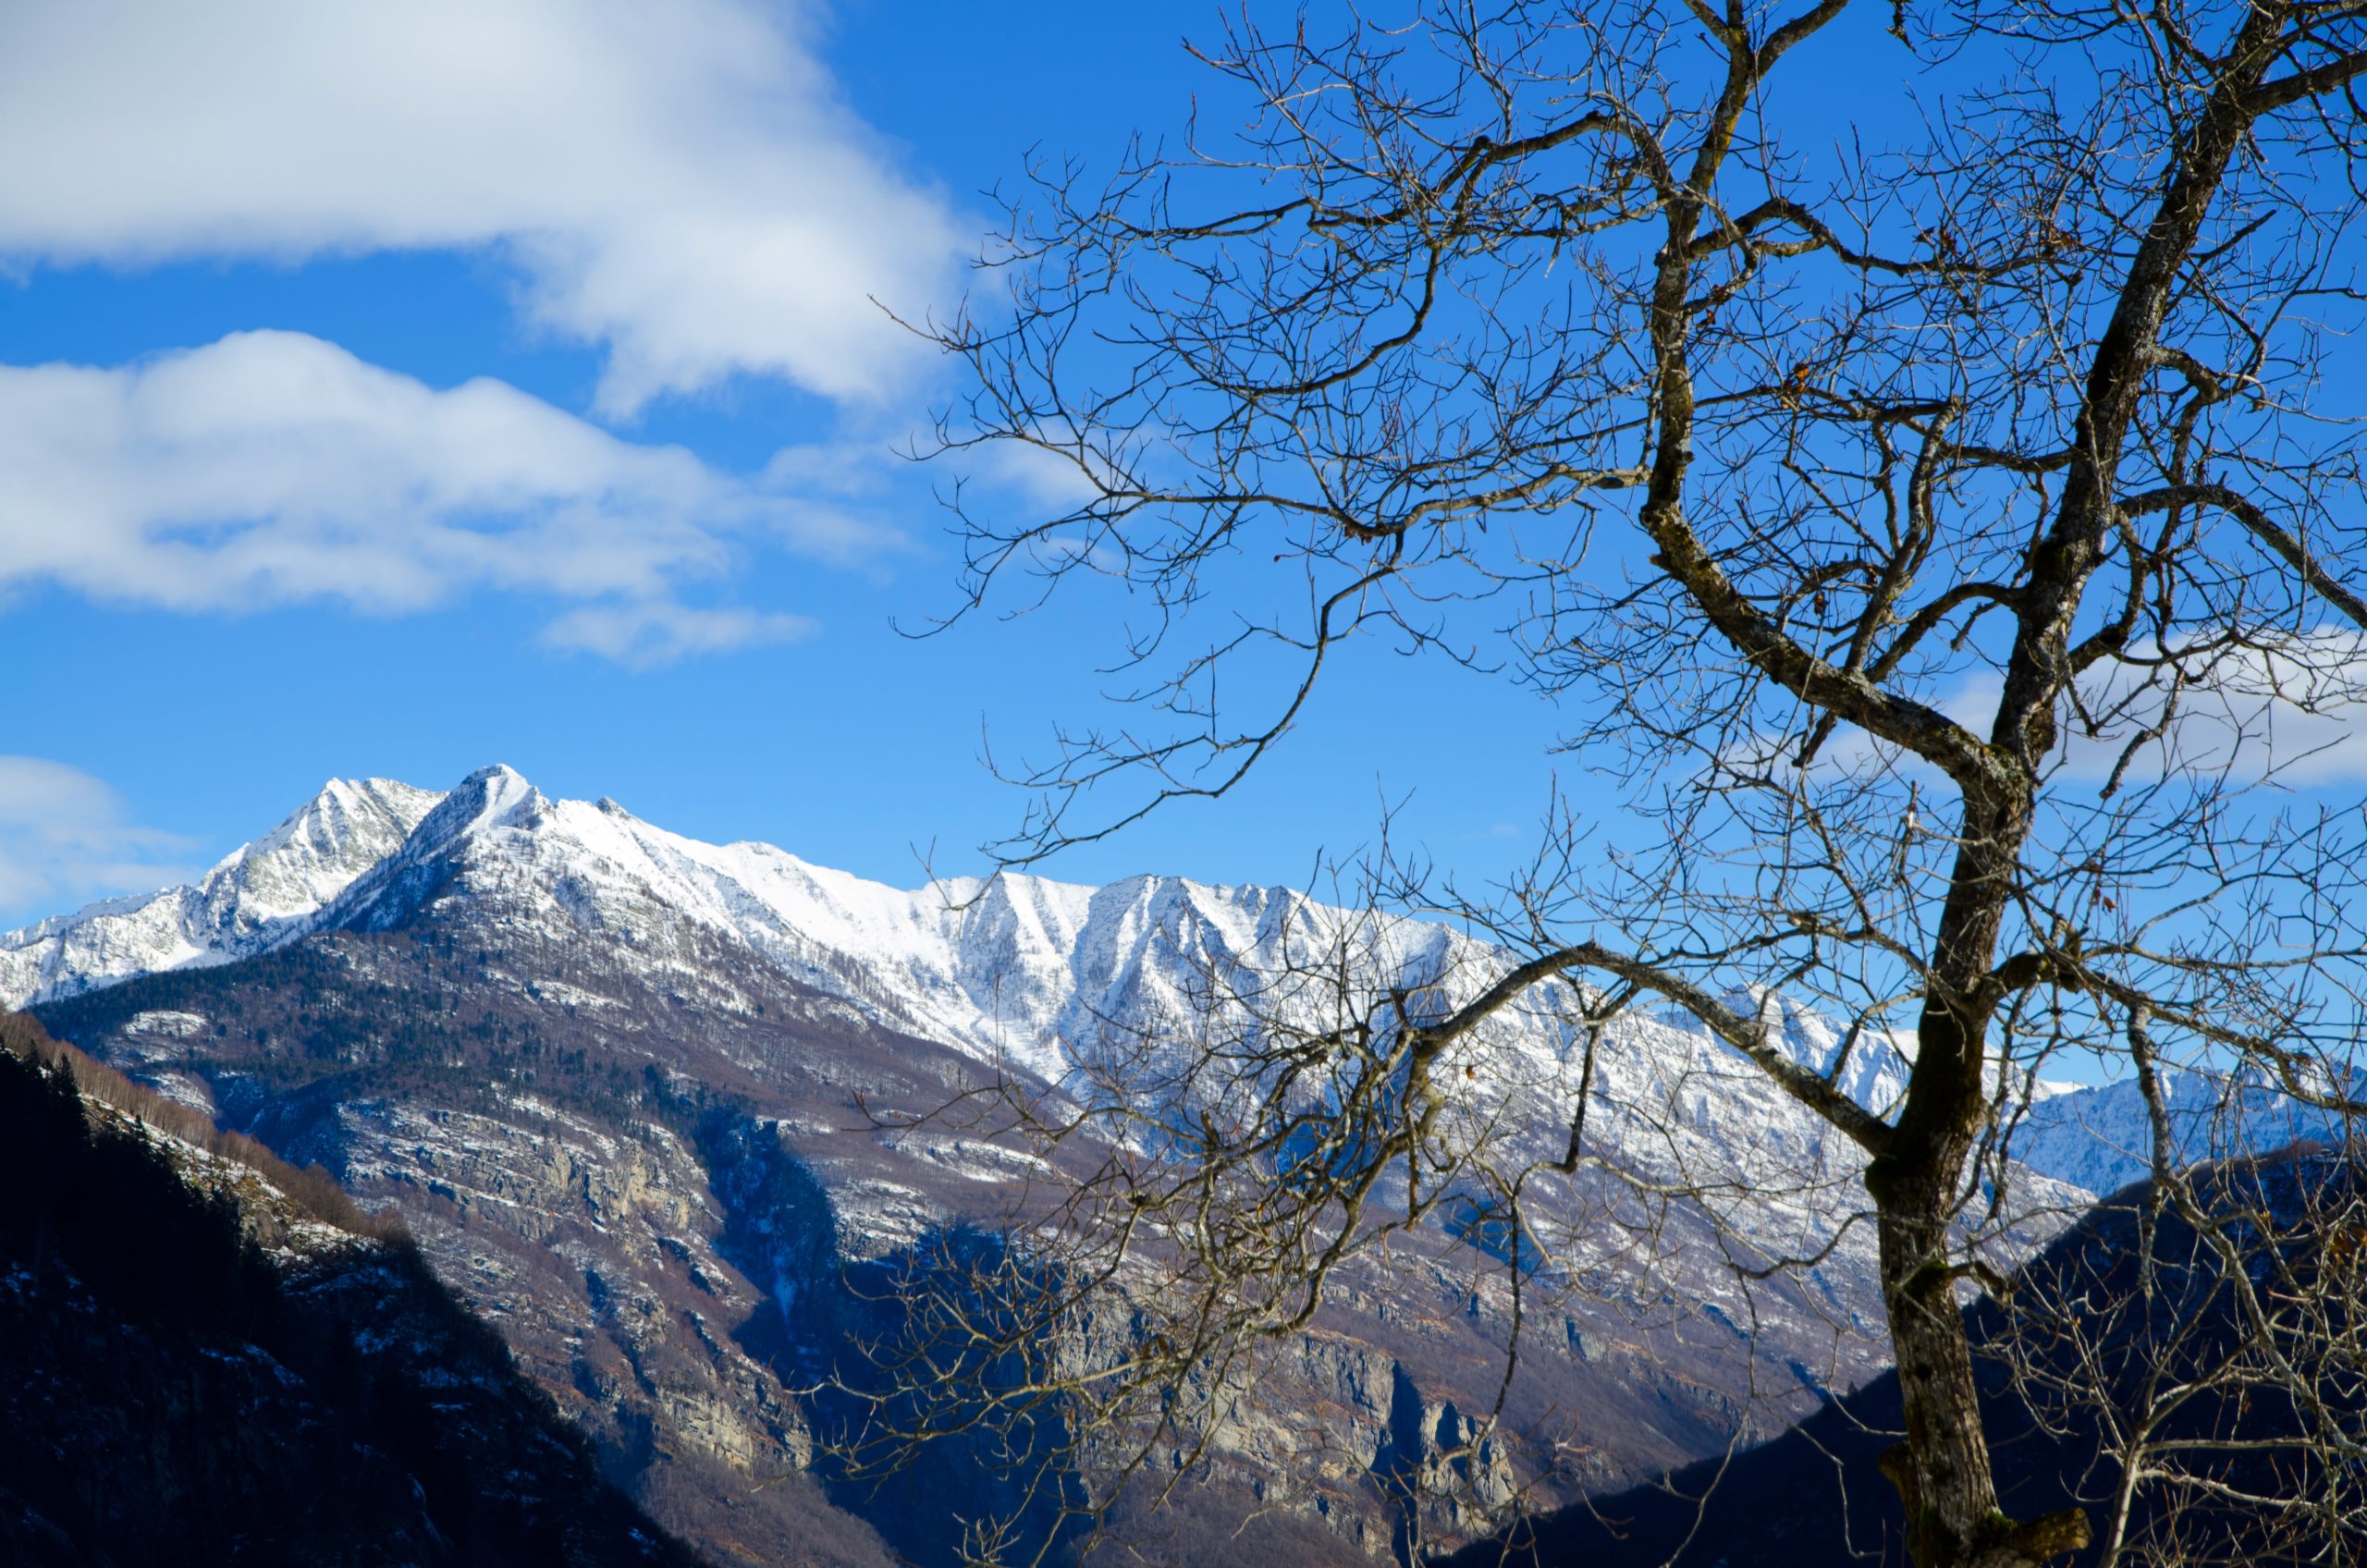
[6,764,2342,1565]
[8,765,2299,1207]
[7,765,1350,1080]
[0,766,1913,1558]
[6,766,1931,1262]
[17,763,2342,1226]
[8,766,1832,1117]
[0,775,439,1009]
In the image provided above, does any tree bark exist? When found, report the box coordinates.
[1871,1142,2091,1567]
[1868,782,2094,1566]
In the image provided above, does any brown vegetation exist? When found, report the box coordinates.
[0,1010,404,1242]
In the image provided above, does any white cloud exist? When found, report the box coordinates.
[0,757,198,918]
[0,329,891,655]
[2050,633,2367,789]
[540,602,819,667]
[0,0,961,414]
[1742,634,2367,790]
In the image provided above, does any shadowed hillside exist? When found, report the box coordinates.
[1440,1147,2367,1567]
[0,1011,702,1568]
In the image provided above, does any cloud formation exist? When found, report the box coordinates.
[0,330,882,664]
[0,0,961,414]
[1970,634,2367,790]
[1742,636,2367,791]
[0,757,197,921]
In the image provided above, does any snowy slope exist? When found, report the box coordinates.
[0,776,442,1009]
[2009,1067,2361,1196]
[269,766,1470,1092]
[10,763,2337,1210]
[276,768,1920,1264]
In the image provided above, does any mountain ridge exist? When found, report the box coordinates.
[7,763,2309,1199]
[0,773,442,1008]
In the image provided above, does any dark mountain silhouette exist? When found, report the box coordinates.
[1439,1146,2365,1567]
[0,1013,700,1568]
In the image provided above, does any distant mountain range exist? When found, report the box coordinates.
[6,766,2349,1564]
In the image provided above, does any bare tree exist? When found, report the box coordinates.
[867,2,2367,1564]
[1990,1138,2367,1563]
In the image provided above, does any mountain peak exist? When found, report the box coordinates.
[0,773,445,1008]
[423,764,544,839]
[246,776,445,864]
[461,761,531,790]
[0,764,571,1009]
[306,764,551,934]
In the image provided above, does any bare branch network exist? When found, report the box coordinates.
[845,3,2367,1565]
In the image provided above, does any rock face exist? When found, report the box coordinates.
[5,765,2196,1564]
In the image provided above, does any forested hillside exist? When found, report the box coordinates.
[0,1012,699,1568]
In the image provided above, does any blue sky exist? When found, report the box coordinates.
[7,1,2357,939]
[1,0,1591,925]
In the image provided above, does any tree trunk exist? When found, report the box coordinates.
[1870,1145,2093,1566]
[1871,794,2093,1567]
